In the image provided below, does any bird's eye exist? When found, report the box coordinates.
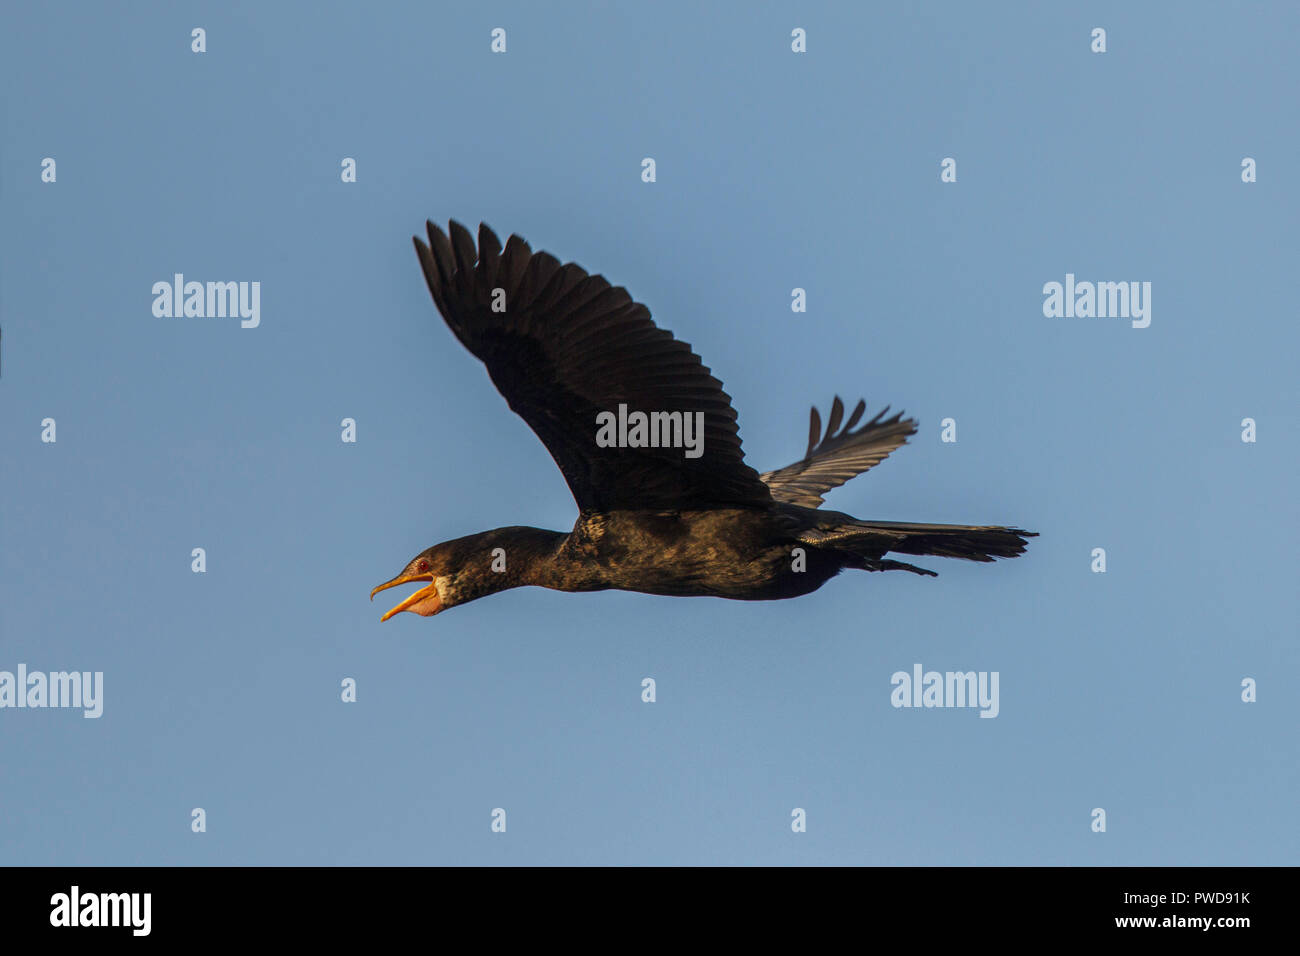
[417,560,430,573]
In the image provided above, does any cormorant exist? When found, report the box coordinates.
[371,221,1035,620]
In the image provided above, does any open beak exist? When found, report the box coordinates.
[370,572,442,621]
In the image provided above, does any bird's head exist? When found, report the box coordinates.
[370,528,557,622]
[369,545,459,621]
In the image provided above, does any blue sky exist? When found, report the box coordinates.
[1,1,1295,865]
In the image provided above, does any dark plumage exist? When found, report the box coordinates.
[370,221,1036,620]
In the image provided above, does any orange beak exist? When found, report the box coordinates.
[370,572,443,621]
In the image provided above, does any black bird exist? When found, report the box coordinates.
[371,221,1035,620]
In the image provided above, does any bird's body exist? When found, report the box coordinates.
[371,221,1036,620]
[558,507,841,601]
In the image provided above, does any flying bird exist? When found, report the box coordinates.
[371,221,1035,620]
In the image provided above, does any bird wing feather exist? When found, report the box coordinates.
[760,397,917,508]
[414,221,773,513]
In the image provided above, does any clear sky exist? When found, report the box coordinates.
[1,1,1295,865]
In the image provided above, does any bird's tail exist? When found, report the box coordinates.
[805,520,1037,576]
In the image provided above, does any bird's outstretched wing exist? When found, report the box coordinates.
[414,221,773,512]
[760,397,917,508]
